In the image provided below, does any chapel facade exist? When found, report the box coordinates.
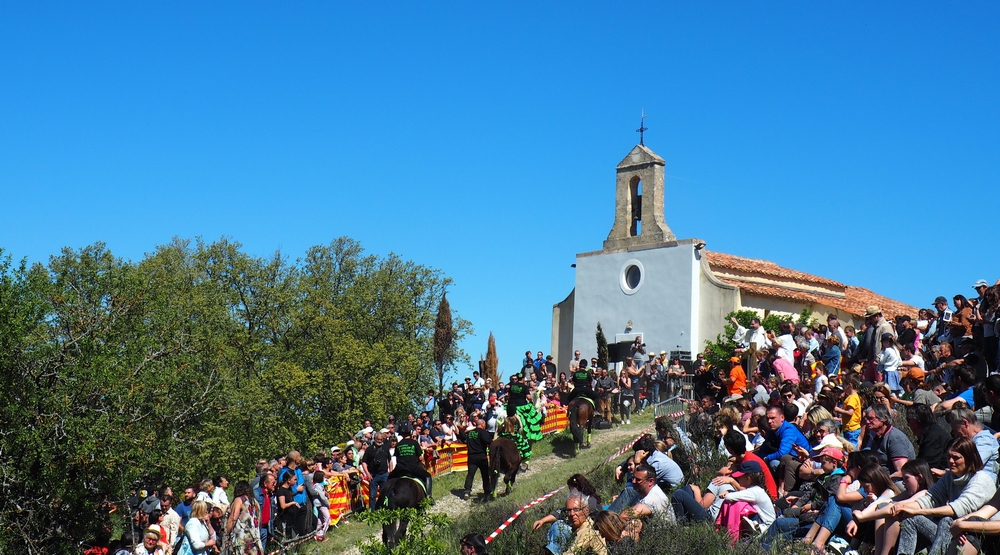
[550,144,916,370]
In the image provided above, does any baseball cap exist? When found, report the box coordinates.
[934,296,948,305]
[731,460,763,478]
[974,279,989,289]
[331,446,342,453]
[811,447,845,462]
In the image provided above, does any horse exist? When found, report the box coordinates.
[567,396,595,454]
[374,476,427,549]
[488,437,521,496]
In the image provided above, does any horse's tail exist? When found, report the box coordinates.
[568,401,584,445]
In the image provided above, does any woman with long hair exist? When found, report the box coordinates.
[950,295,976,346]
[890,438,995,555]
[224,480,265,553]
[877,333,904,396]
[848,459,935,555]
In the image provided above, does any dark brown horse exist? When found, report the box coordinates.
[488,437,521,497]
[374,476,427,548]
[567,397,595,454]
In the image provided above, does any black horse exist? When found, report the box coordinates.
[488,437,521,497]
[567,397,595,454]
[374,476,427,548]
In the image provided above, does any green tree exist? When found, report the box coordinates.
[0,237,472,553]
[596,322,609,369]
[483,332,499,384]
[433,293,453,400]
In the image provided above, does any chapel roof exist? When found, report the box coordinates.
[705,251,918,320]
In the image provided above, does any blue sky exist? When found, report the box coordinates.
[2,3,998,381]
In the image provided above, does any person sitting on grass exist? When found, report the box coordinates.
[847,460,933,555]
[543,492,607,555]
[716,460,776,542]
[890,437,996,555]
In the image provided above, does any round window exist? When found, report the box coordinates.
[625,265,641,289]
[619,259,645,295]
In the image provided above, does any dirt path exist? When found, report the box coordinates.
[337,419,651,554]
[432,421,648,520]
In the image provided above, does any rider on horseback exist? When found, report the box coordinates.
[565,359,595,404]
[506,374,543,442]
[386,428,433,499]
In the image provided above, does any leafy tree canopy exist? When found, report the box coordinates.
[0,237,471,554]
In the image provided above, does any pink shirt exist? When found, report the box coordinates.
[772,357,799,384]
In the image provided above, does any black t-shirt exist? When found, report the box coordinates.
[461,427,493,459]
[508,383,529,406]
[276,487,295,514]
[362,443,392,475]
[394,438,423,472]
[571,368,591,387]
[898,329,917,349]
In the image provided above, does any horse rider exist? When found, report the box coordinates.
[506,374,543,442]
[566,359,596,404]
[386,428,433,499]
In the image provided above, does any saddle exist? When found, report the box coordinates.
[576,396,596,409]
[403,475,427,495]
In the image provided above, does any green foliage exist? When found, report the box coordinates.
[596,322,609,369]
[795,307,818,328]
[355,506,450,555]
[0,238,472,554]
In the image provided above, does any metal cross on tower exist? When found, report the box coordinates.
[636,110,648,146]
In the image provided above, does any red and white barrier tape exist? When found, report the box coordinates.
[484,424,656,545]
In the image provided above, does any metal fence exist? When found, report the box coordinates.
[652,395,689,434]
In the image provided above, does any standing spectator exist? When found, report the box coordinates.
[224,480,265,553]
[307,471,330,543]
[159,495,180,555]
[821,335,842,377]
[725,356,747,397]
[594,368,615,424]
[360,433,392,510]
[253,472,275,552]
[183,501,218,554]
[459,419,493,500]
[950,295,976,347]
[878,333,904,396]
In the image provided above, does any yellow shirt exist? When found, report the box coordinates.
[843,392,861,432]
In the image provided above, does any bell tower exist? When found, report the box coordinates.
[603,144,676,251]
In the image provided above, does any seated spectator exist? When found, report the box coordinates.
[862,403,916,479]
[544,492,607,555]
[756,404,810,482]
[608,461,673,522]
[717,460,776,541]
[938,365,979,411]
[905,403,951,473]
[849,459,936,555]
[592,510,642,550]
[713,426,779,501]
[672,471,735,523]
[890,437,996,555]
[946,407,1000,481]
[532,475,602,532]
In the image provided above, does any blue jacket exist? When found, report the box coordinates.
[759,421,810,463]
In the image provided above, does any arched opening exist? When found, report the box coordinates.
[629,175,642,236]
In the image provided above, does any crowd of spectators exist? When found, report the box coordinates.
[525,279,1000,555]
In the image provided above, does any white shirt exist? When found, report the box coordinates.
[725,485,775,527]
[638,484,674,522]
[774,335,796,365]
[212,487,230,509]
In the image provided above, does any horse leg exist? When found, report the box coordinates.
[397,518,409,546]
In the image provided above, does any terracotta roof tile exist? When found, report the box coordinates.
[705,251,844,288]
[708,250,918,319]
[717,277,917,320]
